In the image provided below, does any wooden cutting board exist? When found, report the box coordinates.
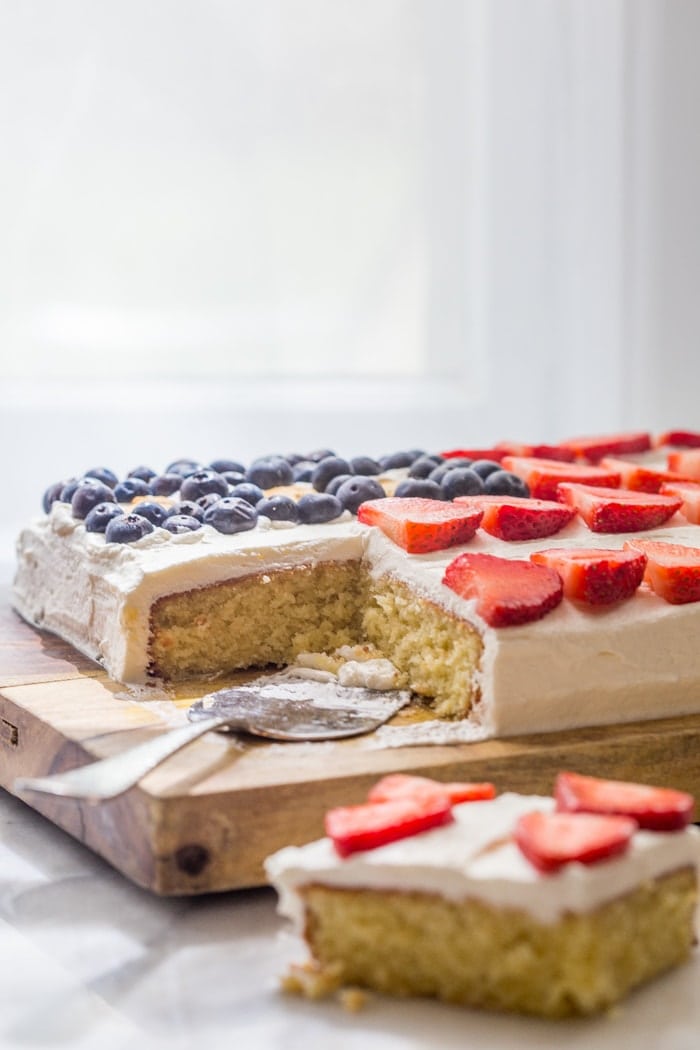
[2,595,700,896]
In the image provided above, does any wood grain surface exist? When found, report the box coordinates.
[2,598,700,896]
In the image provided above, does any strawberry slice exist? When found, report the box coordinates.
[555,771,694,831]
[558,431,652,463]
[367,773,496,806]
[667,449,700,480]
[514,810,636,872]
[557,483,682,533]
[443,552,563,627]
[494,441,576,463]
[530,547,647,605]
[660,480,700,524]
[325,794,453,857]
[500,456,621,501]
[440,447,506,463]
[599,456,692,494]
[357,497,483,554]
[623,538,700,604]
[656,429,700,449]
[455,495,575,541]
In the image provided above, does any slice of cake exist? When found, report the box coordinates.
[265,772,700,1018]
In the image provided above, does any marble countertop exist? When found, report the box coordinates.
[1,788,699,1050]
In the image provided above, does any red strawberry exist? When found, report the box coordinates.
[500,456,621,501]
[555,771,694,831]
[623,538,700,604]
[514,810,635,872]
[557,483,682,533]
[357,497,483,554]
[440,447,506,462]
[325,795,453,857]
[656,429,700,449]
[530,547,646,605]
[667,449,700,480]
[660,480,700,524]
[367,773,496,806]
[558,431,652,463]
[455,495,575,541]
[495,441,576,463]
[599,457,692,494]
[443,552,563,627]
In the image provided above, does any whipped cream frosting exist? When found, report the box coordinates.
[265,792,700,926]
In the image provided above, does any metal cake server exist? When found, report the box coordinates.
[13,676,410,804]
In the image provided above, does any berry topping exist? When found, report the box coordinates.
[114,478,151,502]
[557,483,682,533]
[84,503,124,534]
[441,447,506,462]
[131,501,169,527]
[256,495,300,523]
[311,456,353,492]
[325,794,453,857]
[325,473,353,495]
[203,496,258,535]
[428,460,473,483]
[84,467,118,488]
[623,539,700,604]
[128,465,158,483]
[165,458,202,477]
[42,480,69,513]
[660,480,700,524]
[246,456,295,489]
[407,455,444,479]
[336,477,386,514]
[196,492,223,511]
[221,470,246,486]
[494,441,576,462]
[180,469,229,502]
[667,449,700,480]
[59,479,82,503]
[394,478,445,500]
[483,470,530,497]
[292,461,316,483]
[349,455,381,476]
[228,482,265,506]
[378,451,419,470]
[558,431,652,463]
[443,552,564,627]
[456,495,575,541]
[598,457,692,494]
[359,496,482,553]
[71,479,117,520]
[367,774,496,806]
[500,456,621,501]
[656,429,700,449]
[530,547,647,605]
[162,514,202,534]
[470,459,503,479]
[149,473,183,497]
[304,448,337,463]
[296,492,343,524]
[555,771,694,831]
[209,458,245,475]
[165,500,205,522]
[104,513,155,544]
[440,468,485,500]
[514,810,635,873]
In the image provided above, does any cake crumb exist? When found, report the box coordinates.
[338,987,368,1013]
[280,960,344,1000]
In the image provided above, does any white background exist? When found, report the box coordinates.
[2,0,700,558]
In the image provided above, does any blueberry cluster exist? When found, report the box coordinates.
[42,449,529,544]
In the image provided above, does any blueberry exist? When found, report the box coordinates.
[132,501,168,527]
[105,513,155,544]
[166,458,202,477]
[209,458,245,475]
[43,480,70,513]
[114,477,151,502]
[257,495,300,523]
[440,468,485,500]
[304,448,337,463]
[483,470,530,497]
[296,492,343,524]
[84,503,124,534]
[149,473,183,497]
[393,479,444,500]
[162,514,202,535]
[428,461,473,484]
[222,471,246,486]
[246,456,294,489]
[378,451,419,470]
[59,479,82,503]
[180,469,229,502]
[407,455,444,479]
[71,479,117,520]
[292,461,316,483]
[196,492,222,512]
[284,453,306,466]
[470,459,503,480]
[336,476,385,514]
[229,482,265,506]
[165,500,205,522]
[349,455,381,476]
[84,467,118,488]
[203,496,258,534]
[325,473,353,496]
[128,465,158,483]
[311,456,352,492]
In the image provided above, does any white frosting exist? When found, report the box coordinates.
[265,792,700,926]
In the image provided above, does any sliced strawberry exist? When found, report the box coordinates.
[656,429,700,449]
[599,456,692,494]
[558,431,652,464]
[557,483,682,533]
[455,495,575,541]
[443,552,563,627]
[357,497,483,554]
[367,773,496,806]
[667,449,700,480]
[530,547,646,605]
[325,794,453,856]
[624,538,700,604]
[440,447,506,463]
[494,441,576,463]
[660,480,700,524]
[514,810,635,872]
[555,771,694,831]
[500,456,621,501]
